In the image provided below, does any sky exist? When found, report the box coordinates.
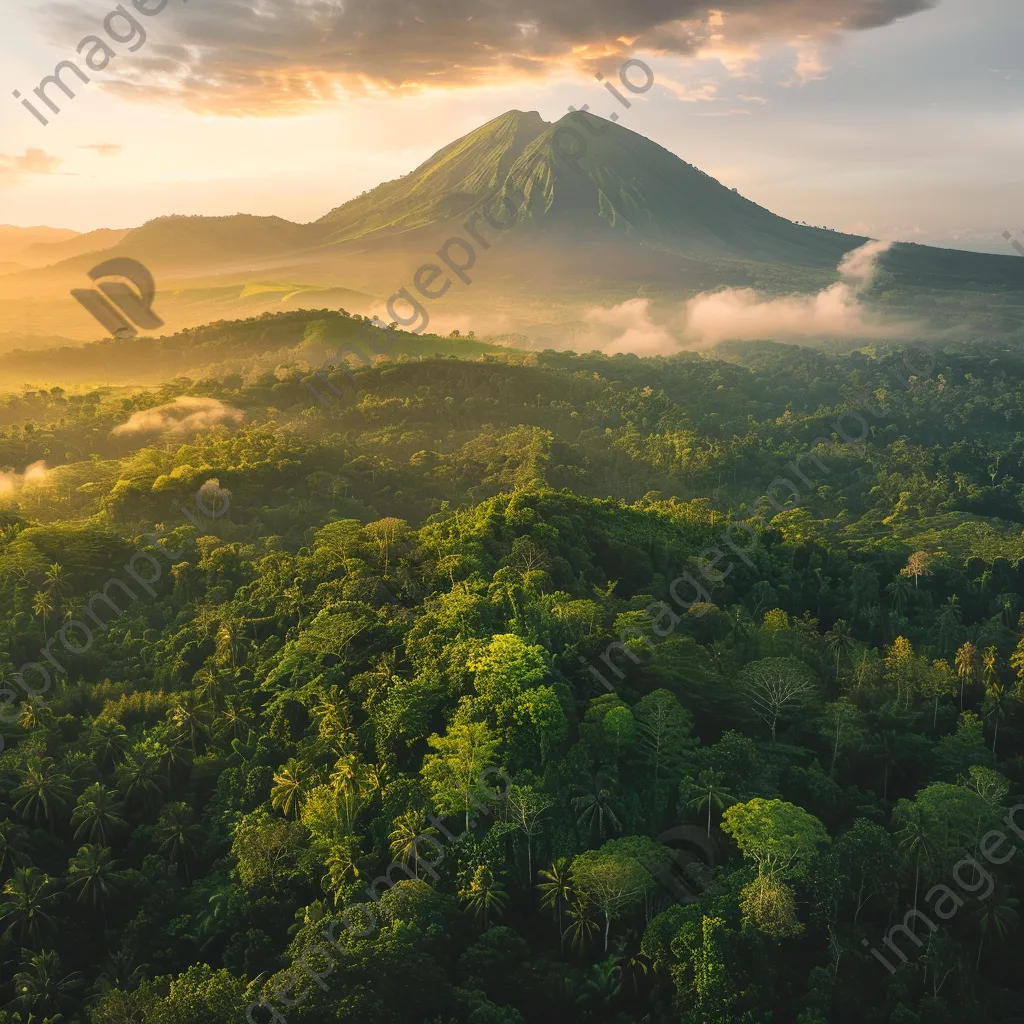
[0,0,1021,253]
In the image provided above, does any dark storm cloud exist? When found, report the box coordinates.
[44,0,939,113]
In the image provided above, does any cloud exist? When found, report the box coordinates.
[581,298,678,356]
[682,239,919,347]
[579,240,920,353]
[658,77,719,102]
[0,149,62,185]
[0,461,48,494]
[42,0,937,115]
[112,397,244,437]
[80,144,123,157]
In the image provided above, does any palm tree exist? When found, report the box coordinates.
[271,760,310,819]
[389,810,439,879]
[12,757,72,830]
[564,894,600,957]
[44,561,73,606]
[0,819,31,878]
[685,770,737,837]
[194,668,231,715]
[155,802,201,880]
[92,946,148,995]
[11,949,81,1019]
[577,957,623,1011]
[955,641,978,710]
[152,733,192,782]
[322,836,362,904]
[460,864,508,928]
[0,866,61,945]
[66,844,122,923]
[974,883,1019,970]
[169,692,211,756]
[18,698,52,732]
[216,698,254,741]
[216,618,247,670]
[87,718,130,769]
[983,681,1010,753]
[71,783,128,845]
[32,589,54,641]
[572,772,623,841]
[537,858,574,952]
[934,596,963,656]
[115,753,167,814]
[895,804,936,934]
[886,576,912,616]
[824,619,856,679]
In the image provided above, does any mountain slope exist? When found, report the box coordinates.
[315,110,549,242]
[491,111,866,266]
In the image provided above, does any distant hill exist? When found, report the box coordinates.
[0,224,80,266]
[0,111,1019,342]
[14,228,131,269]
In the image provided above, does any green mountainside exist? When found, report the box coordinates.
[0,110,1020,344]
[494,111,866,265]
[315,110,549,242]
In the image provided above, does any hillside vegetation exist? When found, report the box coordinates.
[3,326,1024,1021]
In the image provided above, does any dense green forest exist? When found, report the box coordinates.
[4,314,1024,1022]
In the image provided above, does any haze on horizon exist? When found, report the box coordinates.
[0,0,1021,255]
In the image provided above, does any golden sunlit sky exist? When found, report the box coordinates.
[1,0,1021,252]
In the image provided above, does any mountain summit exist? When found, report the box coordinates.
[1,109,1020,341]
[313,109,862,267]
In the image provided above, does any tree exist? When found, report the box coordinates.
[571,839,661,952]
[833,818,896,923]
[537,858,573,952]
[460,865,508,927]
[232,809,305,890]
[982,680,1011,753]
[721,798,830,876]
[0,819,31,878]
[271,759,311,819]
[86,718,130,769]
[12,757,72,830]
[634,689,693,788]
[821,697,862,776]
[71,783,128,846]
[955,641,978,710]
[739,873,803,938]
[155,802,201,880]
[921,659,957,727]
[169,691,211,756]
[740,658,816,741]
[32,588,54,642]
[502,783,552,883]
[421,721,500,830]
[10,949,80,1019]
[389,809,440,879]
[974,883,1019,970]
[0,866,61,945]
[684,770,736,837]
[115,753,167,814]
[572,772,623,841]
[824,619,856,679]
[900,551,933,588]
[66,844,122,920]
